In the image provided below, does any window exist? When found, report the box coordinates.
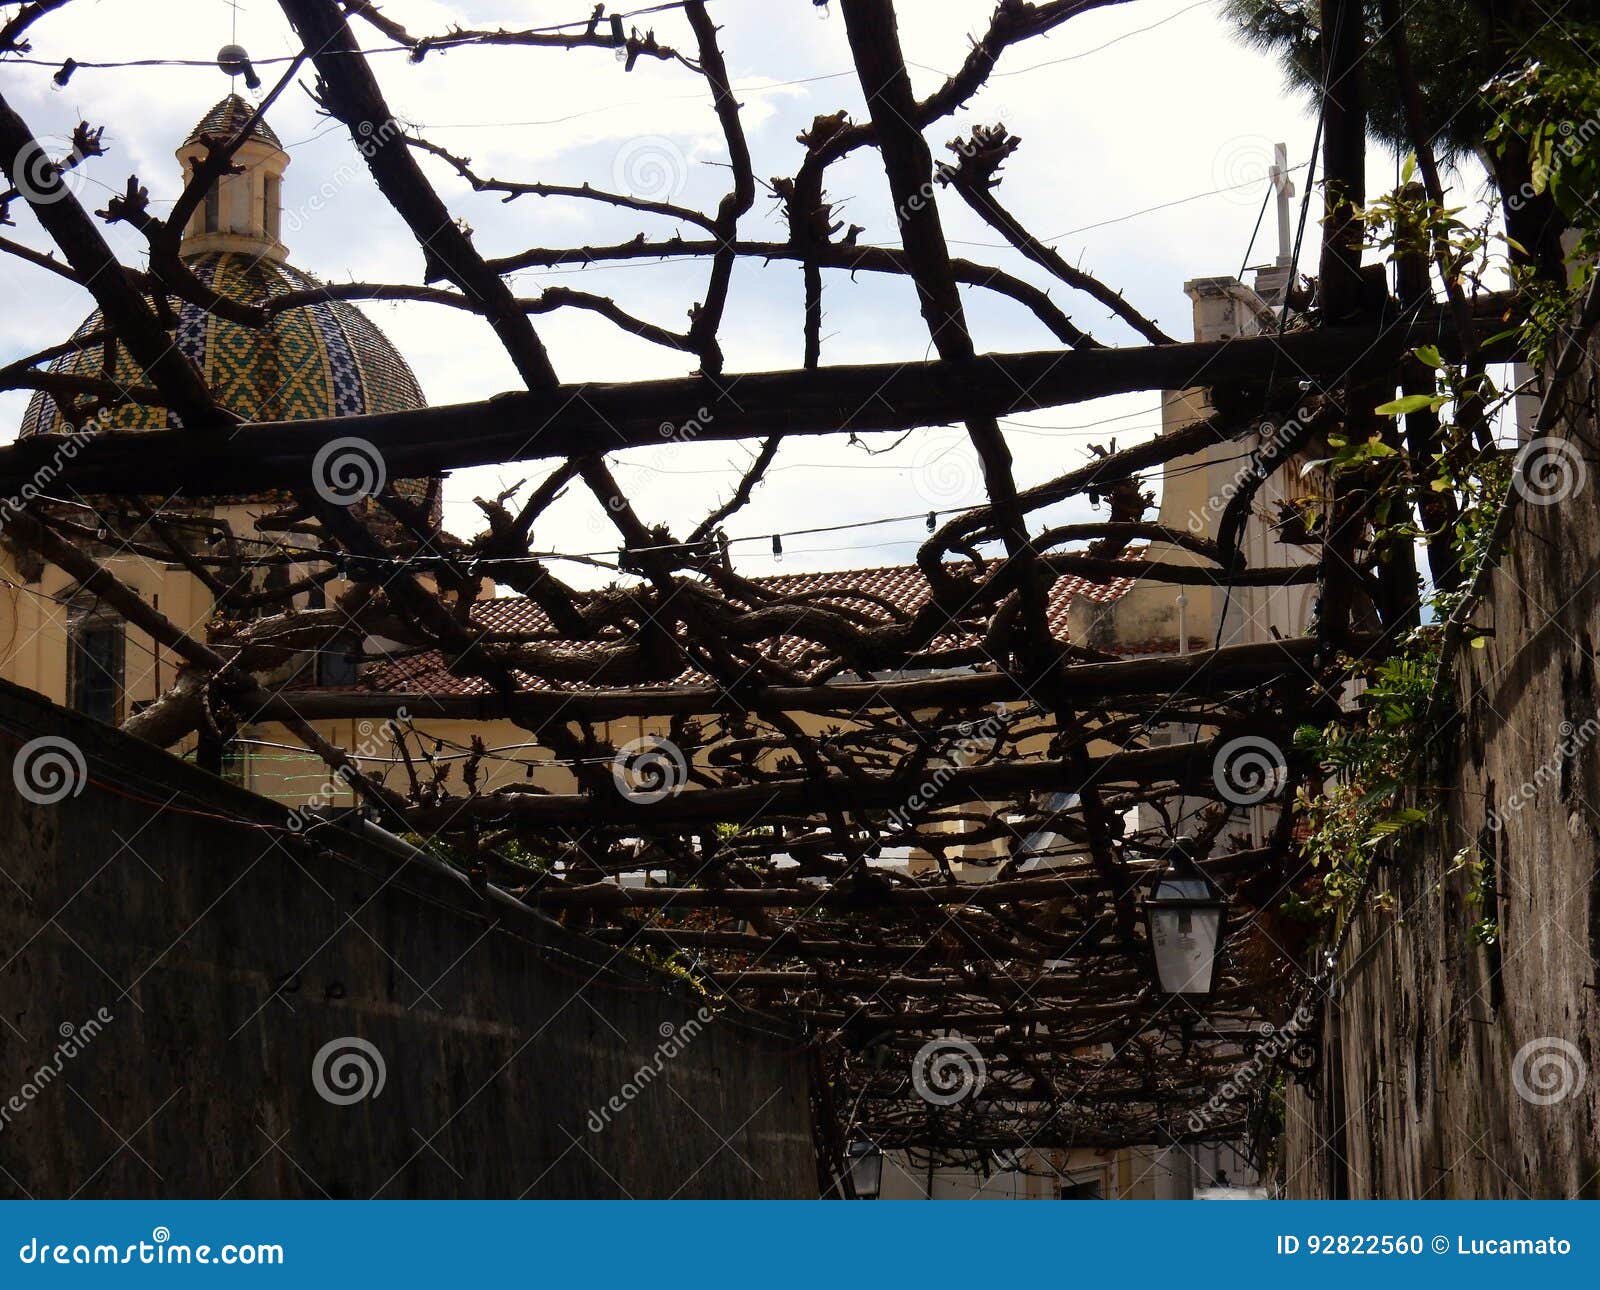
[315,640,362,687]
[203,182,220,234]
[263,174,281,240]
[1058,1179,1104,1200]
[69,622,124,725]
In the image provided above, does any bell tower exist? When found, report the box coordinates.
[176,77,290,263]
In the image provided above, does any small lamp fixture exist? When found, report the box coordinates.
[1143,849,1228,996]
[846,1141,883,1199]
[217,44,262,91]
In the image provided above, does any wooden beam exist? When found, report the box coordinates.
[406,734,1273,831]
[263,635,1337,723]
[516,845,1275,909]
[0,304,1512,499]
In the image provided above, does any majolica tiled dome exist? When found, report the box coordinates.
[20,94,425,441]
[19,252,425,436]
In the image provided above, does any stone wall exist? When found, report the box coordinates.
[0,679,814,1198]
[1282,341,1600,1198]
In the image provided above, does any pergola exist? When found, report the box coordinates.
[0,0,1543,1186]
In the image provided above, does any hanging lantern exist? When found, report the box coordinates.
[1143,853,1228,996]
[846,1141,883,1199]
[216,44,262,91]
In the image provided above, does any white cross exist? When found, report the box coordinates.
[1268,142,1295,268]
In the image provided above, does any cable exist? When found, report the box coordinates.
[31,439,1255,581]
[984,0,1221,79]
[423,0,1219,131]
[4,0,716,75]
[1236,183,1274,283]
[946,163,1311,251]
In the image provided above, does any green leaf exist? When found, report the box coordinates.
[1376,394,1438,416]
[1401,153,1417,184]
[1413,344,1443,368]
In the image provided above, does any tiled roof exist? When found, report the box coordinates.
[184,94,283,150]
[350,562,1140,698]
[751,564,1117,644]
[19,251,424,436]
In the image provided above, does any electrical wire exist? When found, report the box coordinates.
[946,164,1311,251]
[29,441,1254,583]
[4,0,715,74]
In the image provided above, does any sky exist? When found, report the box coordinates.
[0,0,1490,585]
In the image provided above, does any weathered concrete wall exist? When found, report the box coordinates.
[1283,354,1600,1198]
[0,679,813,1198]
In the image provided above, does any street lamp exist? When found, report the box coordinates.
[846,1141,883,1199]
[1144,854,1228,995]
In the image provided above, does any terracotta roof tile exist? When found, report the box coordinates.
[337,561,1142,699]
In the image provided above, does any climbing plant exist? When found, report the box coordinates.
[1293,27,1600,925]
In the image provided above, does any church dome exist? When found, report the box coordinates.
[19,93,426,439]
[19,251,426,436]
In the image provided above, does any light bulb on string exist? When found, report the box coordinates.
[772,534,784,563]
